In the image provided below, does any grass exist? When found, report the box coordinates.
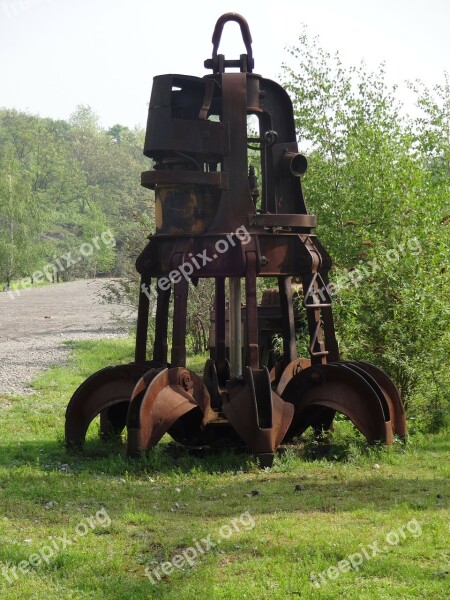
[0,337,449,599]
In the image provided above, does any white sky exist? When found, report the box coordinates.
[0,0,449,129]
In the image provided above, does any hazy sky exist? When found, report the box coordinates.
[1,0,449,129]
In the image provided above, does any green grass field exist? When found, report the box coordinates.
[0,338,448,599]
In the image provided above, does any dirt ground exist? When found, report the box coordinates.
[0,279,133,396]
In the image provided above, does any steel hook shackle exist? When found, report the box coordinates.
[204,12,254,73]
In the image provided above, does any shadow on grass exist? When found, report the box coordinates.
[1,423,446,476]
[0,436,255,475]
[0,440,448,519]
[0,420,448,480]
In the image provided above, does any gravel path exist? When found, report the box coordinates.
[0,279,134,396]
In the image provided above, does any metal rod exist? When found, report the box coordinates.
[171,279,189,367]
[215,277,227,384]
[229,277,242,378]
[153,284,171,365]
[135,277,150,363]
[245,253,259,370]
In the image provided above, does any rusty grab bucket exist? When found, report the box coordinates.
[65,13,406,465]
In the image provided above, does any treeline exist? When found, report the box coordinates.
[0,105,153,288]
[283,31,450,431]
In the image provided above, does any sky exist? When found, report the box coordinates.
[0,0,449,130]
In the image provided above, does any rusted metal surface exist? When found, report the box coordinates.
[65,12,406,462]
[354,360,406,437]
[281,363,393,444]
[65,363,157,447]
[127,367,215,457]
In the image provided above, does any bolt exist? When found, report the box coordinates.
[309,370,323,384]
[178,371,192,391]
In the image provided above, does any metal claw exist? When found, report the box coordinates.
[65,362,158,448]
[281,363,392,444]
[223,367,294,454]
[126,367,215,457]
[65,13,406,463]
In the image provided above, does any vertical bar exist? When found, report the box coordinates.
[171,278,189,367]
[245,253,259,370]
[215,277,227,383]
[135,277,150,363]
[229,277,242,378]
[153,283,171,365]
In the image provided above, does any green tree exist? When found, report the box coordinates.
[282,30,449,429]
[0,119,51,285]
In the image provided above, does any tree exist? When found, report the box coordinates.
[0,119,51,285]
[0,107,152,287]
[282,30,449,429]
